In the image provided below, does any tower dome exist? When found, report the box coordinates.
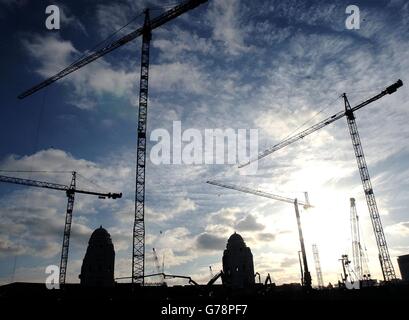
[226,232,245,249]
[89,226,112,244]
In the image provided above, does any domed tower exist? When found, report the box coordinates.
[79,226,115,287]
[222,232,255,288]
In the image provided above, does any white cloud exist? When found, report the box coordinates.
[22,34,139,109]
[153,26,216,59]
[196,233,225,251]
[146,197,196,222]
[150,62,209,94]
[0,148,134,281]
[386,221,409,237]
[58,3,88,35]
[5,0,409,286]
[95,1,149,38]
[235,214,265,231]
[206,0,251,56]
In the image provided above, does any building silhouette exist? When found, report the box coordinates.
[222,232,255,288]
[79,226,115,287]
[398,254,409,281]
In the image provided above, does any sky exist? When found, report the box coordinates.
[0,0,408,287]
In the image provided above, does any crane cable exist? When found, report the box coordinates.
[76,172,109,193]
[207,93,343,186]
[66,11,145,69]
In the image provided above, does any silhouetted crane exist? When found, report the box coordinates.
[17,0,208,285]
[207,180,313,290]
[239,80,403,281]
[152,247,165,285]
[350,198,371,281]
[312,244,324,289]
[0,172,122,285]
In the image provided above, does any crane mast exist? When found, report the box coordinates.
[59,172,76,285]
[298,251,304,285]
[294,199,311,289]
[0,172,122,285]
[312,244,324,289]
[344,96,396,281]
[350,198,362,280]
[133,10,151,286]
[350,198,371,281]
[151,248,165,285]
[209,266,214,279]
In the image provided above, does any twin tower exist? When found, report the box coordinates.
[79,227,255,288]
[79,226,115,287]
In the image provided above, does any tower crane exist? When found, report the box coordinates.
[339,254,354,286]
[152,248,161,274]
[152,247,165,285]
[207,180,313,289]
[312,244,324,289]
[350,198,371,281]
[17,0,208,285]
[298,250,304,286]
[239,80,403,281]
[0,172,122,285]
[209,266,214,280]
[207,270,224,286]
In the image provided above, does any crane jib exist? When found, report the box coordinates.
[239,80,403,167]
[17,0,208,99]
[206,180,311,208]
[0,174,122,199]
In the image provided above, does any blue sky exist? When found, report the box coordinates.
[0,0,408,286]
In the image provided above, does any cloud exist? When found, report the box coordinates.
[256,232,276,242]
[0,148,134,269]
[0,235,26,257]
[206,0,251,56]
[235,214,265,231]
[22,35,78,77]
[5,0,409,286]
[148,227,200,269]
[146,197,196,222]
[150,62,209,95]
[0,192,90,259]
[385,221,409,236]
[207,207,243,226]
[280,257,298,268]
[58,3,88,35]
[153,26,216,60]
[196,233,226,251]
[22,34,139,109]
[95,1,148,38]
